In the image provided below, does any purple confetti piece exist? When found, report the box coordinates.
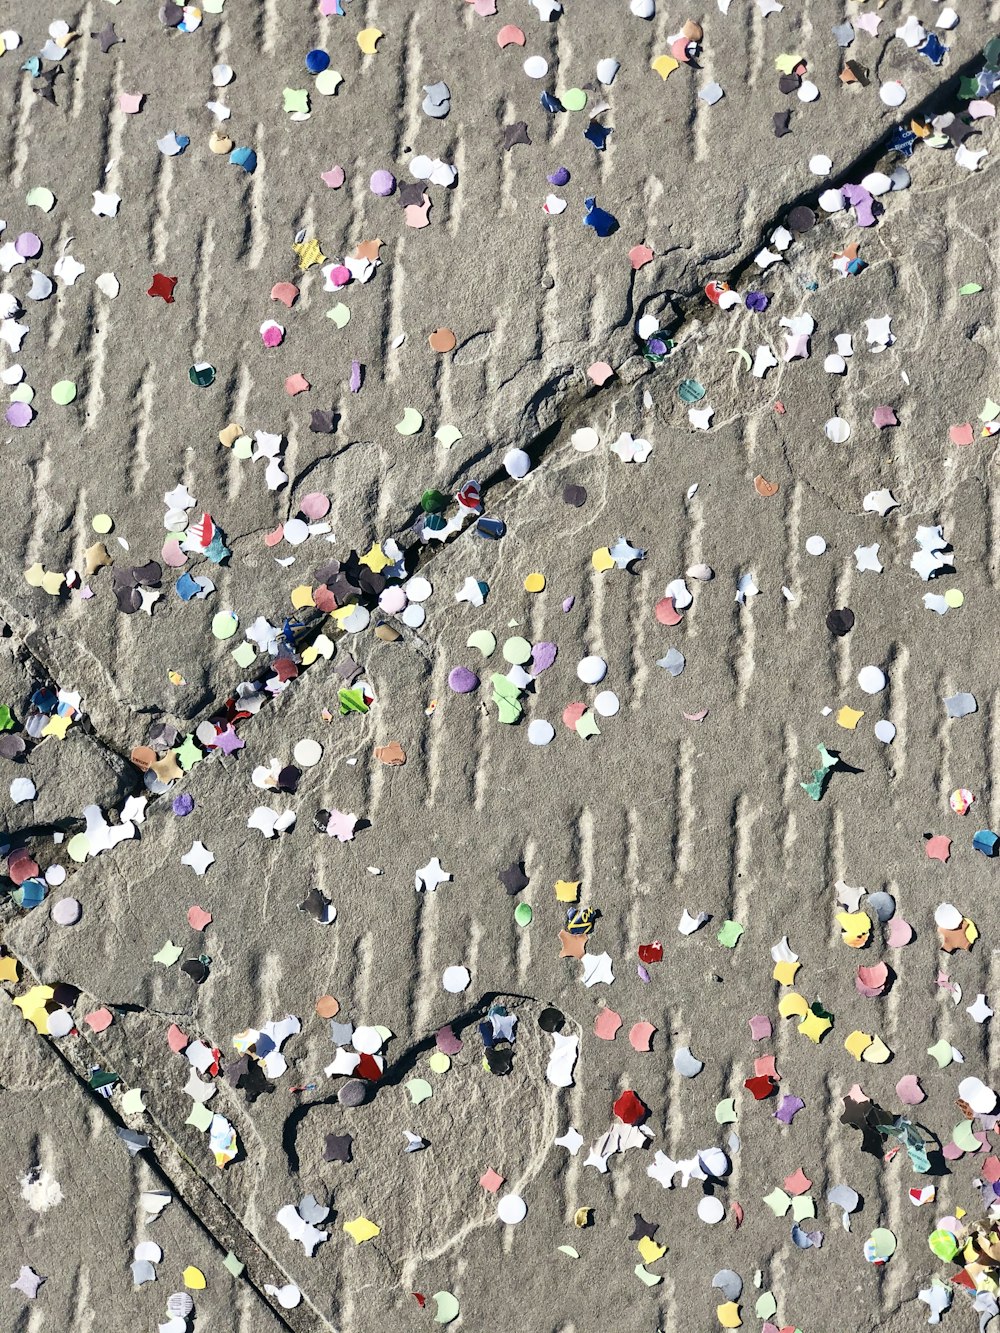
[349,359,362,393]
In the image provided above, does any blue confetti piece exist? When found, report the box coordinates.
[918,33,947,65]
[583,196,618,237]
[540,91,564,113]
[584,122,612,151]
[229,146,257,173]
[175,571,200,601]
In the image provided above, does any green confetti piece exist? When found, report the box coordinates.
[406,1077,433,1105]
[0,705,13,731]
[154,940,183,967]
[315,68,343,96]
[717,920,744,948]
[959,282,983,294]
[927,1038,953,1068]
[763,1187,791,1217]
[67,832,90,863]
[51,380,77,404]
[502,636,532,664]
[575,711,601,739]
[282,87,310,114]
[427,1051,450,1073]
[211,611,238,640]
[11,383,33,403]
[186,1101,213,1131]
[514,902,533,927]
[25,187,55,212]
[466,629,496,657]
[223,1251,244,1277]
[231,641,256,668]
[715,1097,737,1124]
[980,399,1000,422]
[436,423,463,448]
[432,1291,459,1325]
[756,1293,778,1320]
[338,687,369,715]
[233,434,253,459]
[89,1069,118,1091]
[327,302,350,328]
[953,1118,980,1153]
[791,1194,816,1221]
[678,378,706,403]
[558,1245,580,1258]
[800,742,838,800]
[634,1263,661,1287]
[562,88,587,111]
[189,363,216,387]
[177,733,202,771]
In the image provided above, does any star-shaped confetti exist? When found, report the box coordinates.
[292,237,327,271]
[181,840,215,876]
[92,23,122,53]
[10,1265,46,1299]
[415,857,451,892]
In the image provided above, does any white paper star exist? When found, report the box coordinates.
[415,857,451,892]
[91,190,121,218]
[455,576,485,606]
[967,993,994,1024]
[181,840,215,876]
[555,1125,584,1155]
[863,488,898,516]
[581,952,614,987]
[54,254,85,286]
[854,543,883,573]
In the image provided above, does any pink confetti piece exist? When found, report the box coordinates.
[187,905,213,931]
[84,1007,113,1032]
[628,1021,655,1051]
[594,1007,622,1040]
[896,1074,925,1105]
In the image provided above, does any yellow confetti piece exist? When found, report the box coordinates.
[24,562,45,587]
[717,1302,742,1329]
[182,1266,207,1290]
[0,955,19,984]
[574,1207,592,1228]
[291,237,326,270]
[944,588,964,608]
[778,991,808,1019]
[343,1216,381,1244]
[797,1009,832,1043]
[395,407,423,435]
[42,714,72,740]
[836,910,871,947]
[41,570,65,596]
[651,54,679,79]
[772,958,799,986]
[844,1029,874,1060]
[290,584,315,609]
[555,879,580,902]
[357,28,384,54]
[13,985,54,1033]
[638,1236,666,1263]
[837,706,864,730]
[524,572,546,593]
[359,542,392,573]
[775,52,804,74]
[862,1034,891,1063]
[591,547,615,572]
[634,1263,662,1287]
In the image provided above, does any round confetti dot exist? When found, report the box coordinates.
[293,738,323,768]
[514,902,533,927]
[442,965,470,994]
[497,1194,528,1225]
[428,327,457,353]
[315,69,343,96]
[405,576,432,603]
[548,166,570,186]
[6,402,33,427]
[808,154,832,175]
[697,1196,726,1224]
[880,80,906,106]
[797,79,819,102]
[189,363,216,387]
[577,655,607,685]
[805,534,827,556]
[524,55,549,78]
[91,513,113,534]
[593,690,620,717]
[316,994,340,1018]
[934,902,963,930]
[10,383,33,403]
[67,833,90,863]
[401,603,425,629]
[305,48,330,74]
[379,586,407,614]
[562,87,587,111]
[48,1010,74,1038]
[352,1025,384,1054]
[527,719,555,745]
[212,63,234,86]
[824,417,851,443]
[370,169,396,196]
[571,426,600,452]
[503,636,532,665]
[51,897,81,926]
[284,517,309,546]
[858,665,886,695]
[15,231,41,257]
[300,491,330,519]
[211,611,239,640]
[44,863,66,886]
[428,1051,451,1073]
[944,588,964,608]
[338,1079,367,1107]
[874,720,896,744]
[504,448,531,478]
[524,572,545,593]
[448,666,479,693]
